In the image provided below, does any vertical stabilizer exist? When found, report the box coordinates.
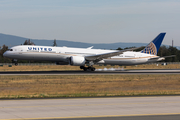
[141,33,166,55]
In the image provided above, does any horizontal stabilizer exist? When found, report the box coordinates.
[162,55,176,58]
[149,55,176,60]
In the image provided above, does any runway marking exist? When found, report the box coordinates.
[1,73,180,76]
[0,69,180,76]
[1,95,180,102]
[1,113,180,120]
[1,101,180,109]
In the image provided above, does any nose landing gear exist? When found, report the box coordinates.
[80,66,96,71]
[12,59,18,66]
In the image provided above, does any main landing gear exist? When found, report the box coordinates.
[80,66,96,71]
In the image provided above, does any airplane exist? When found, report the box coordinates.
[3,33,174,71]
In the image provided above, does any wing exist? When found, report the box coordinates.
[85,47,143,62]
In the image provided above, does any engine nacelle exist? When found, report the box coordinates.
[70,56,86,66]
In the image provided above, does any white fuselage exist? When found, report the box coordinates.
[3,45,160,66]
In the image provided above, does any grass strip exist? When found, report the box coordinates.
[0,74,180,99]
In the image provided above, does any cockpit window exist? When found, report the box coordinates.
[10,49,13,51]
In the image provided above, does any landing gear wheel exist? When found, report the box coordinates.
[91,67,95,71]
[80,66,84,69]
[87,66,95,71]
[80,66,87,71]
[83,67,87,71]
[80,66,95,71]
[12,59,18,66]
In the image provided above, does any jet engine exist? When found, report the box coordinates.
[70,56,86,66]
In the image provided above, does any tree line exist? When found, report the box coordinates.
[0,40,180,63]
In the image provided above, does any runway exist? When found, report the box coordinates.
[0,96,180,120]
[0,69,180,75]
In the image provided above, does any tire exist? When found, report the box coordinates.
[91,67,95,71]
[83,68,87,71]
[80,66,84,69]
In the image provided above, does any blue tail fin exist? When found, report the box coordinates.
[141,33,166,55]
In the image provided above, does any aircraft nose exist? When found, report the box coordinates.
[3,51,8,57]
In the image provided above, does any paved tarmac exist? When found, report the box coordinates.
[0,96,180,119]
[39,115,180,120]
[0,69,180,75]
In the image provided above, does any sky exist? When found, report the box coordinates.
[0,0,180,46]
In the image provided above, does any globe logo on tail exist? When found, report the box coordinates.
[141,42,157,55]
